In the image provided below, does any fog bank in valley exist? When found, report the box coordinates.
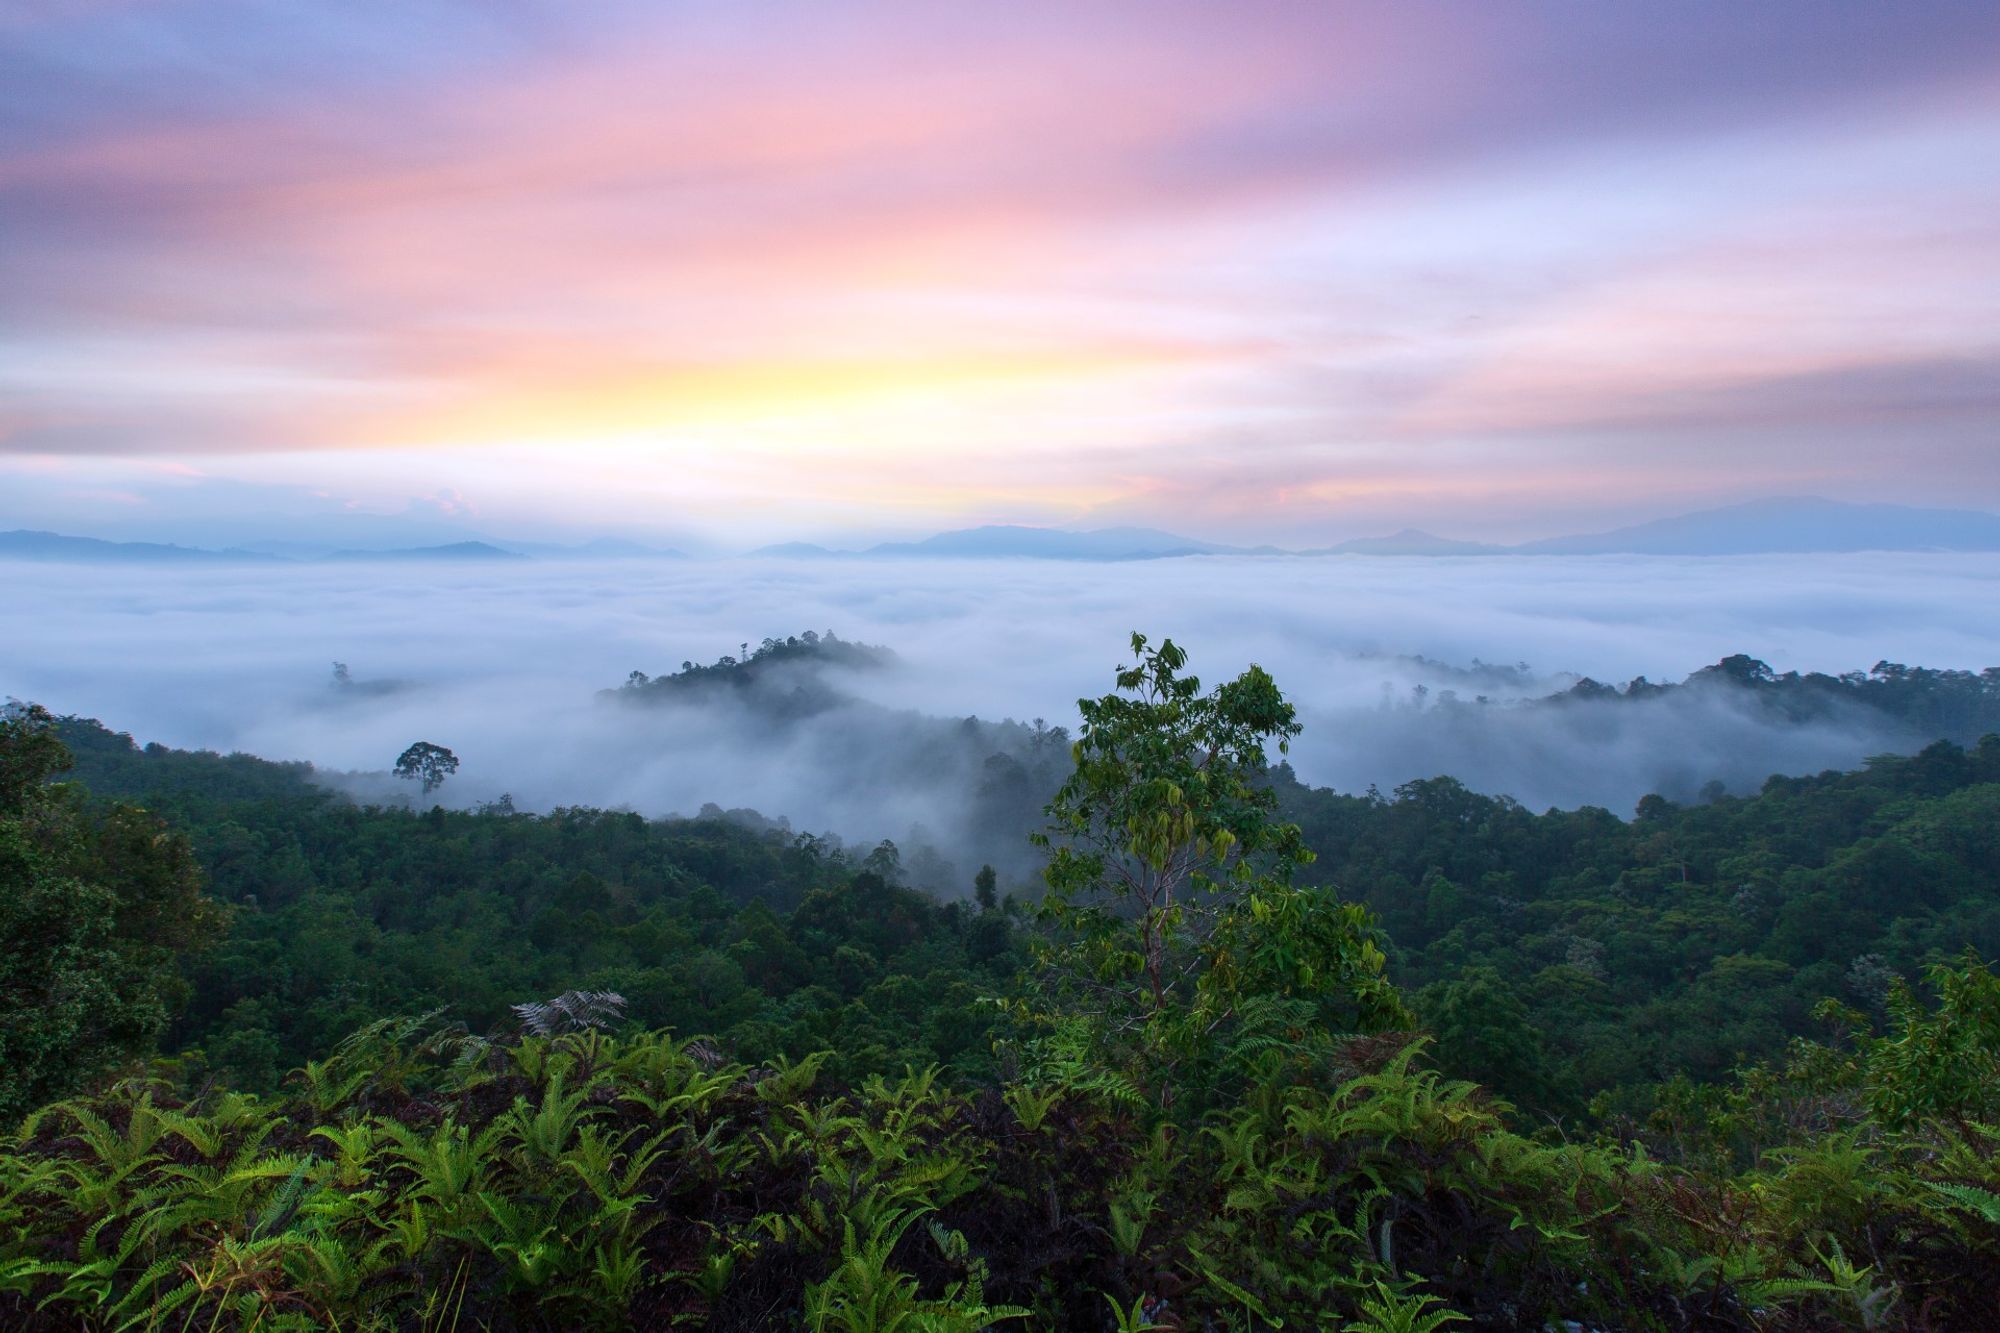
[5,553,1998,871]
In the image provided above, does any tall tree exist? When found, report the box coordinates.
[1029,635,1406,1104]
[0,705,222,1119]
[393,741,459,795]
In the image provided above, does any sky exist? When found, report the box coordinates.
[3,1,1999,550]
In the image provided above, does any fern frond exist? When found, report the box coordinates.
[510,990,628,1036]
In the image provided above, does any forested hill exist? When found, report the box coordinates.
[47,712,1029,1096]
[608,630,897,715]
[1274,742,2000,1111]
[1531,655,2000,745]
[43,712,2000,1119]
[606,637,2000,752]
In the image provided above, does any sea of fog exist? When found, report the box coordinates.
[6,553,1999,843]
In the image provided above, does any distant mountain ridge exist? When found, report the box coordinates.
[1303,528,1506,557]
[0,530,277,563]
[861,524,1283,560]
[772,500,2000,560]
[0,532,674,564]
[327,541,527,562]
[490,537,688,560]
[750,542,841,558]
[1511,497,2000,556]
[7,498,1998,564]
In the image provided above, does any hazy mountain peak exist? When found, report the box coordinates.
[1308,529,1505,556]
[863,524,1263,560]
[0,530,273,563]
[1515,497,2000,556]
[327,541,529,562]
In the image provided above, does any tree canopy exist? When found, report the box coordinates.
[392,740,459,795]
[0,704,221,1121]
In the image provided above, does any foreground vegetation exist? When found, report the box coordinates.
[4,636,1999,1329]
[7,985,1997,1332]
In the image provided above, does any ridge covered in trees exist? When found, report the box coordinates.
[1530,655,2000,745]
[32,705,2000,1119]
[611,632,897,717]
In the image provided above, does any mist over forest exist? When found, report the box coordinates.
[7,552,1997,877]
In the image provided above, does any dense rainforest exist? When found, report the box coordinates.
[1523,654,2000,743]
[4,635,2000,1330]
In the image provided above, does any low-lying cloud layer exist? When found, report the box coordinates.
[6,553,1998,860]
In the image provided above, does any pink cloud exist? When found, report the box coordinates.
[3,2,1997,535]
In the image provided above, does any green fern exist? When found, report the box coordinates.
[1923,1179,2000,1223]
[1340,1281,1468,1333]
